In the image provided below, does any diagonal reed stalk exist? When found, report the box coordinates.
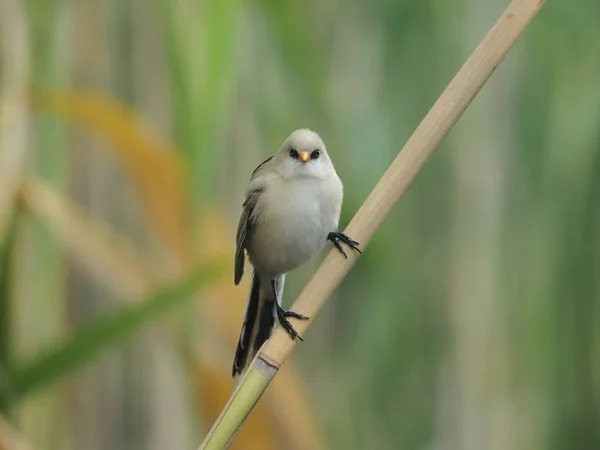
[199,0,546,448]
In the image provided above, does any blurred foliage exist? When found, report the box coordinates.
[0,260,224,407]
[0,0,599,449]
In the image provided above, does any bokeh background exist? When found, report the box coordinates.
[1,0,599,449]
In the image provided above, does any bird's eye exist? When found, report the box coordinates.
[289,148,299,158]
[311,149,320,159]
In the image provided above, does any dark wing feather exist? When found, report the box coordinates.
[252,156,273,176]
[234,156,272,285]
[234,187,264,285]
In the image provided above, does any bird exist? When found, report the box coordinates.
[232,128,361,381]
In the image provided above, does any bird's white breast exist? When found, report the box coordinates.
[247,173,342,276]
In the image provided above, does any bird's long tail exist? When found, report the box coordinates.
[232,272,284,385]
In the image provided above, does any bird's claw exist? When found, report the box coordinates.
[276,304,309,341]
[327,232,362,259]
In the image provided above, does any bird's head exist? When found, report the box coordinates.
[273,129,334,180]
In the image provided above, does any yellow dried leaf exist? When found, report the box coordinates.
[29,89,190,266]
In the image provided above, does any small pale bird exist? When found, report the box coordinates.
[232,128,361,380]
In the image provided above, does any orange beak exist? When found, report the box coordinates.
[298,152,311,162]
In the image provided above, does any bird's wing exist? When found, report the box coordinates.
[250,156,273,179]
[234,156,272,284]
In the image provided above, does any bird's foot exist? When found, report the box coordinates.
[327,231,362,258]
[276,304,309,341]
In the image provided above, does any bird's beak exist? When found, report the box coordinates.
[298,152,310,162]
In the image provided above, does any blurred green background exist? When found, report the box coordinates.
[1,0,599,449]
